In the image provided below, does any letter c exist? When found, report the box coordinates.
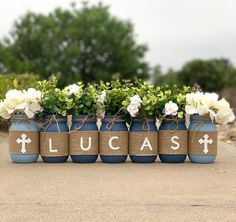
[109,136,120,150]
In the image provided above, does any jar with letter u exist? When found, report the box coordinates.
[40,115,69,163]
[99,115,128,163]
[159,118,187,163]
[129,116,158,163]
[9,114,39,163]
[188,114,217,164]
[69,115,98,163]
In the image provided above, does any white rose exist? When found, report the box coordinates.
[127,104,139,117]
[163,101,178,116]
[65,84,81,96]
[215,108,235,125]
[0,101,11,119]
[97,91,106,104]
[130,95,142,108]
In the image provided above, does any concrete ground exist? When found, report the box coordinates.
[0,133,236,222]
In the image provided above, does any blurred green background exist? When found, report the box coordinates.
[0,2,236,110]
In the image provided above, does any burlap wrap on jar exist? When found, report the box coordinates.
[189,131,218,155]
[9,131,39,155]
[99,131,128,155]
[40,132,69,157]
[129,132,158,156]
[69,131,98,155]
[159,130,187,155]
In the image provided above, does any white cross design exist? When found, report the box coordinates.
[16,134,31,154]
[198,134,213,154]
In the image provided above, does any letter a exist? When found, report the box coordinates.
[109,136,120,150]
[80,137,92,151]
[171,136,180,150]
[49,138,58,153]
[140,137,153,151]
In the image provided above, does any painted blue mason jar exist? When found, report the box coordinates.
[188,114,217,164]
[129,116,158,163]
[159,118,187,163]
[70,115,98,163]
[100,115,128,163]
[9,114,39,163]
[40,115,69,163]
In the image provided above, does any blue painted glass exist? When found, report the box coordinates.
[188,115,216,164]
[100,115,128,163]
[40,115,69,163]
[70,115,98,163]
[9,114,39,163]
[159,118,187,163]
[129,116,157,163]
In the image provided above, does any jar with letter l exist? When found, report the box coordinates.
[40,115,69,163]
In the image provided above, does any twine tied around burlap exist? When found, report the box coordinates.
[40,115,69,157]
[100,107,128,155]
[69,115,96,132]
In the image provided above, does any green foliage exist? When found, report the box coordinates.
[156,85,196,119]
[177,58,236,92]
[100,79,132,115]
[0,73,40,100]
[123,80,161,118]
[36,76,72,116]
[67,83,98,115]
[0,2,149,86]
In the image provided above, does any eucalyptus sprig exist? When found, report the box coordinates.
[97,79,132,116]
[36,76,73,116]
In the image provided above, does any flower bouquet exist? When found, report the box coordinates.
[0,88,43,163]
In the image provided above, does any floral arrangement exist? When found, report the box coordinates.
[97,79,131,117]
[65,82,98,115]
[0,76,235,126]
[36,77,73,116]
[123,81,160,119]
[0,88,43,119]
[156,85,196,120]
[185,91,235,125]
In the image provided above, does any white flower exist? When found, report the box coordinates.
[0,88,43,119]
[185,91,235,125]
[65,84,81,96]
[130,95,142,108]
[215,109,235,125]
[163,101,178,116]
[127,104,139,117]
[97,91,106,104]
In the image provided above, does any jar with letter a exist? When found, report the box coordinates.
[40,115,69,163]
[159,118,187,163]
[69,115,98,163]
[9,114,39,163]
[99,115,128,163]
[188,115,217,164]
[129,116,158,163]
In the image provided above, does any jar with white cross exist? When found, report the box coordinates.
[188,114,217,164]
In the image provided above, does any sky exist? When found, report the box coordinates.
[0,0,236,71]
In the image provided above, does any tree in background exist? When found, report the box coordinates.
[152,65,179,86]
[0,2,149,86]
[153,58,236,92]
[178,58,236,92]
